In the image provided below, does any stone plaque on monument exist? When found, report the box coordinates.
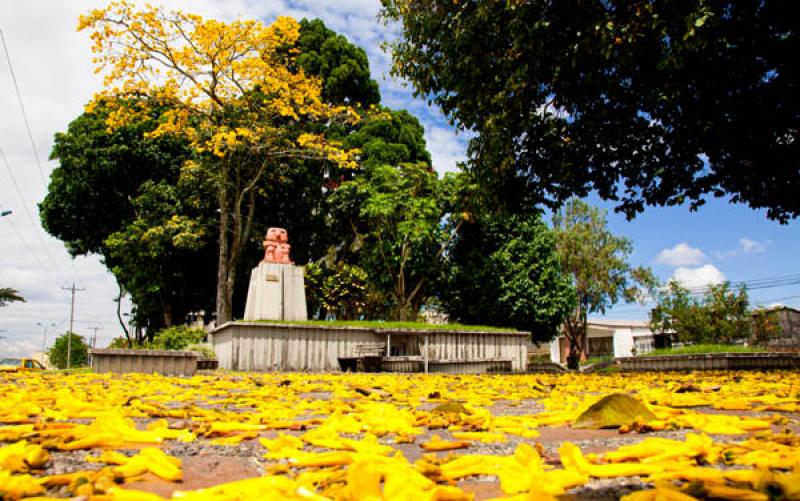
[243,227,308,321]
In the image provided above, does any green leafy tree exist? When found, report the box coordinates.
[296,19,381,107]
[650,281,751,344]
[48,332,89,369]
[78,5,366,324]
[381,1,799,222]
[304,262,327,319]
[41,99,190,257]
[231,18,386,318]
[329,161,449,320]
[104,178,216,335]
[553,199,657,369]
[752,309,782,347]
[650,281,709,343]
[321,107,438,320]
[305,262,370,320]
[705,283,751,344]
[341,108,431,167]
[0,288,25,307]
[42,18,384,328]
[41,99,203,333]
[443,213,575,341]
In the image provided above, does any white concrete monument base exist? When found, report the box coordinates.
[243,262,308,321]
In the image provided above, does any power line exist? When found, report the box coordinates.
[752,294,800,306]
[665,273,800,295]
[600,273,800,315]
[0,26,47,185]
[0,146,69,284]
[4,214,50,275]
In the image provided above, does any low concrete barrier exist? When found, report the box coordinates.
[196,357,219,370]
[527,361,569,373]
[617,352,800,372]
[428,358,512,374]
[90,349,197,376]
[381,356,423,373]
[768,339,800,353]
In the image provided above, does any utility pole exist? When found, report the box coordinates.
[88,326,102,348]
[62,284,85,370]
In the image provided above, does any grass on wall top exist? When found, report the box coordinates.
[247,319,520,333]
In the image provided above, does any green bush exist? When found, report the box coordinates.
[185,343,216,358]
[107,337,131,348]
[305,262,370,320]
[147,325,205,350]
[48,332,89,369]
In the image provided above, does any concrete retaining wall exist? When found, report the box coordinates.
[212,322,529,372]
[90,349,197,376]
[617,352,800,372]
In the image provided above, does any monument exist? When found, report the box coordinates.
[243,227,308,321]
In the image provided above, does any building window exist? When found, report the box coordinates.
[588,336,614,357]
[634,336,655,355]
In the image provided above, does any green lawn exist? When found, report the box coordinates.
[581,355,613,366]
[247,319,519,332]
[642,344,765,356]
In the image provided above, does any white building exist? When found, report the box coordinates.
[550,319,663,364]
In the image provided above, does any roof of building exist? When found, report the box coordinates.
[587,319,651,328]
[753,304,800,314]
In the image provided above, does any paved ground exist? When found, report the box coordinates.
[2,370,798,499]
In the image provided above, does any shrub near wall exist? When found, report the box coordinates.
[145,326,205,350]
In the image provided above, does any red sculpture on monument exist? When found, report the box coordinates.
[261,227,293,264]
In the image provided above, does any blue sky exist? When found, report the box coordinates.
[595,196,800,319]
[1,0,798,356]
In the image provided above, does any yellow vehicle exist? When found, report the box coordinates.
[0,357,45,372]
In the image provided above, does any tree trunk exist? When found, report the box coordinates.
[397,303,411,321]
[162,302,173,327]
[115,283,132,347]
[136,325,146,345]
[214,157,259,325]
[565,321,581,370]
[216,186,233,324]
[565,302,587,370]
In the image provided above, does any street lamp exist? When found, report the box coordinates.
[37,322,56,361]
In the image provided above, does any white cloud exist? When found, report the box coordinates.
[424,125,468,173]
[739,237,769,254]
[671,264,726,290]
[713,237,771,259]
[655,243,706,267]
[713,249,738,260]
[0,338,39,358]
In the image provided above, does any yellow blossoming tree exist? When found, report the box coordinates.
[79,1,359,322]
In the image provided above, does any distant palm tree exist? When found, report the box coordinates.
[0,287,25,307]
